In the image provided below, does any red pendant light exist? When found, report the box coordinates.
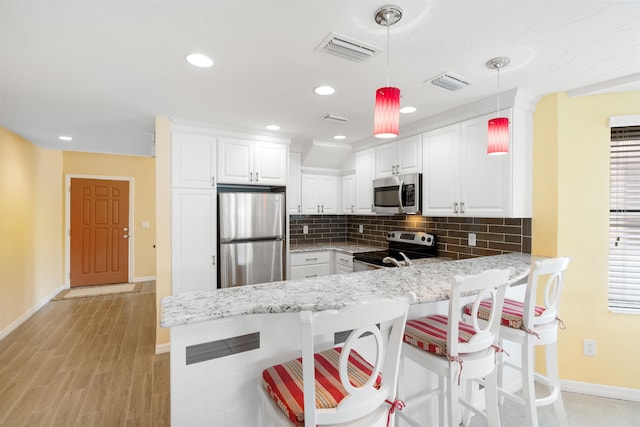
[374,5,402,139]
[374,86,401,138]
[486,57,511,155]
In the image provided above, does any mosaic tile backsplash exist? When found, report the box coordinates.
[290,214,531,260]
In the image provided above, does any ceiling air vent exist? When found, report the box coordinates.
[428,72,470,91]
[317,33,378,63]
[323,113,350,123]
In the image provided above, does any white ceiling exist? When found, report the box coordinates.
[1,0,639,158]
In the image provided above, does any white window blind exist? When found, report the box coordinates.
[609,125,640,312]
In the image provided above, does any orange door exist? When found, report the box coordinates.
[70,178,129,287]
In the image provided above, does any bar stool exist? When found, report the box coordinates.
[398,268,512,427]
[258,295,413,427]
[464,257,571,427]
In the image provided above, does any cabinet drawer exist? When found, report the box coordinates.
[291,251,331,266]
[290,264,331,280]
[335,252,353,269]
[335,264,353,274]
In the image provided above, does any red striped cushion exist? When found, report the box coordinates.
[403,314,477,356]
[463,298,546,329]
[262,347,381,426]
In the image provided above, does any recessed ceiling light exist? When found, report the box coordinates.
[314,85,335,95]
[333,135,346,140]
[265,125,280,131]
[186,53,213,68]
[400,106,417,114]
[58,136,72,141]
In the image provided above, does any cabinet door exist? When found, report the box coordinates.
[255,142,287,185]
[396,134,422,175]
[460,112,511,217]
[422,124,460,216]
[171,189,216,293]
[217,137,253,184]
[355,148,375,214]
[319,175,339,214]
[288,152,302,214]
[341,174,355,214]
[171,132,216,188]
[375,143,397,178]
[301,174,321,214]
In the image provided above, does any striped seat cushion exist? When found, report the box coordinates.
[463,298,545,329]
[403,314,477,356]
[262,347,381,426]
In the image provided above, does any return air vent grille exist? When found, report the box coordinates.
[428,72,470,91]
[317,32,379,63]
[323,113,350,123]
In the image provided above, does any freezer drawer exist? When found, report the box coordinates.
[219,239,284,288]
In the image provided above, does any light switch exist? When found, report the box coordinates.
[468,233,476,246]
[142,221,150,229]
[303,225,308,234]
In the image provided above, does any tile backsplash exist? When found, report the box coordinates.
[290,214,531,260]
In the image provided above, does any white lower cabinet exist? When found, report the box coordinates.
[290,251,332,279]
[334,251,353,274]
[171,189,217,293]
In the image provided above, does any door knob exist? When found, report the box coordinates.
[123,235,129,239]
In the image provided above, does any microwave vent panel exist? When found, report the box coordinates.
[317,33,379,63]
[428,72,471,91]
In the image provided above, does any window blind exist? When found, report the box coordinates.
[609,125,640,312]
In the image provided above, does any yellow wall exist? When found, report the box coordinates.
[0,127,63,335]
[155,116,172,349]
[533,91,640,389]
[63,151,157,280]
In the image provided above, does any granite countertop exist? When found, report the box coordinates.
[289,242,382,254]
[161,253,533,328]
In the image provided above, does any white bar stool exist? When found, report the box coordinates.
[258,295,413,427]
[464,257,571,427]
[398,268,512,427]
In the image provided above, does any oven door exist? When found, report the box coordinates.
[373,174,421,214]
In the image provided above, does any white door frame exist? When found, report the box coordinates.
[64,174,135,288]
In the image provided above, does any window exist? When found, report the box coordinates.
[609,123,640,313]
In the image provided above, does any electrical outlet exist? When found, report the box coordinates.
[583,339,596,356]
[303,225,308,234]
[359,224,364,233]
[468,233,477,247]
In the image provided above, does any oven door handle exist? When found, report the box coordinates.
[397,177,405,213]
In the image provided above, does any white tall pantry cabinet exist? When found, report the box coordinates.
[171,130,217,294]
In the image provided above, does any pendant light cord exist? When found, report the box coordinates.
[496,66,500,117]
[386,19,390,87]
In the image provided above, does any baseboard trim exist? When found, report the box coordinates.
[561,379,640,402]
[132,276,156,283]
[156,343,170,355]
[0,285,63,341]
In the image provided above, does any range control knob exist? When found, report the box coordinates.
[426,236,433,244]
[391,233,396,238]
[421,236,426,241]
[387,232,392,238]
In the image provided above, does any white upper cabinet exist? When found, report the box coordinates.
[341,174,355,214]
[355,148,375,214]
[422,108,531,218]
[171,132,217,188]
[217,137,287,185]
[288,152,302,214]
[301,174,339,214]
[375,134,422,178]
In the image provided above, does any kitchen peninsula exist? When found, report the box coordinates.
[161,252,532,426]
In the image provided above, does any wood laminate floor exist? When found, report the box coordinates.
[0,282,169,427]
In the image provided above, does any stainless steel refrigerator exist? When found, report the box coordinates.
[218,188,286,288]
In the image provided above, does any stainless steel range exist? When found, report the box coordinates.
[353,231,437,271]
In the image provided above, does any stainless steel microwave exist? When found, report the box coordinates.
[372,173,422,214]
